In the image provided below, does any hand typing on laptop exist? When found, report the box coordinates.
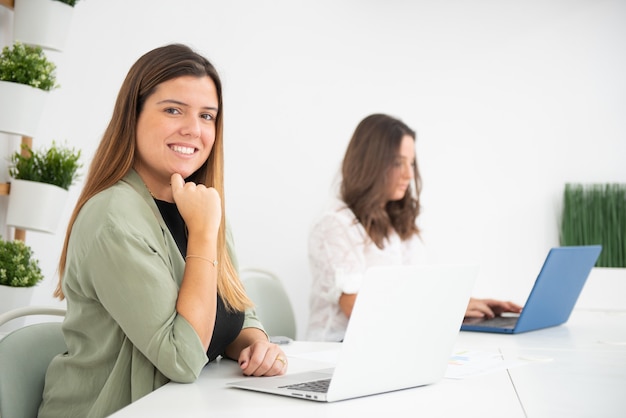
[461,246,601,334]
[465,298,523,319]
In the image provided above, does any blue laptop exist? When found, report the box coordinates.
[461,245,602,334]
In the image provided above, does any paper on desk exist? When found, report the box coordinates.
[445,349,532,379]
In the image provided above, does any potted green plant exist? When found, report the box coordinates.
[0,41,58,137]
[560,183,626,310]
[13,0,82,52]
[560,183,626,268]
[6,141,82,234]
[8,141,82,190]
[0,238,44,288]
[0,237,44,333]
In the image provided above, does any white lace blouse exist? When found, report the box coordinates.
[306,200,426,342]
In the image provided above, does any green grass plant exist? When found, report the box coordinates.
[560,183,626,267]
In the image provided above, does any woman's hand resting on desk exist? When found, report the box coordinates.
[238,340,288,377]
[465,298,523,318]
[225,328,288,377]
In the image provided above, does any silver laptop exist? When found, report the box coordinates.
[228,264,479,402]
[461,245,602,334]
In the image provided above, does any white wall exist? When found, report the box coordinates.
[1,0,625,338]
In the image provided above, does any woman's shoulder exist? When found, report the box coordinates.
[77,178,156,235]
[312,200,356,228]
[310,199,368,246]
[83,181,145,214]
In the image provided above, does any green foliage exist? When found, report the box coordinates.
[0,42,58,91]
[0,238,44,287]
[54,0,81,6]
[560,183,626,267]
[9,142,82,190]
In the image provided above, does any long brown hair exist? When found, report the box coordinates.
[55,44,251,311]
[341,113,421,248]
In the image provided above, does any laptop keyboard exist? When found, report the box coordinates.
[470,315,518,328]
[280,378,331,393]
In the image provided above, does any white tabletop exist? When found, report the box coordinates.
[111,309,626,418]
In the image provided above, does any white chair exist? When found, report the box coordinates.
[0,306,66,418]
[239,267,297,340]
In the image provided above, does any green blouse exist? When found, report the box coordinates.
[38,170,264,418]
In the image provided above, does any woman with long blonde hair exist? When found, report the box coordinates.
[39,44,287,418]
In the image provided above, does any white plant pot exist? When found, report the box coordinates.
[0,81,49,137]
[13,0,75,52]
[6,179,69,234]
[0,285,35,335]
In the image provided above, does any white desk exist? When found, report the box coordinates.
[111,310,626,418]
[457,309,626,417]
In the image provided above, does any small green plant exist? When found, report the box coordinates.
[560,183,626,268]
[0,42,58,91]
[9,141,82,190]
[54,0,81,6]
[0,238,44,287]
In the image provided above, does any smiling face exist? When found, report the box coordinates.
[386,134,415,202]
[134,75,219,201]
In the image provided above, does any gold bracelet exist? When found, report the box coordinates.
[185,255,218,267]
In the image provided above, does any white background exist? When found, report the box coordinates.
[1,0,625,337]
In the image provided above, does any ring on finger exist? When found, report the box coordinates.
[275,355,287,367]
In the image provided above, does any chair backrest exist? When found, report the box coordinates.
[0,306,66,418]
[239,267,297,340]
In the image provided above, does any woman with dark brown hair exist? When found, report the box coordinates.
[307,113,521,342]
[39,44,287,418]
